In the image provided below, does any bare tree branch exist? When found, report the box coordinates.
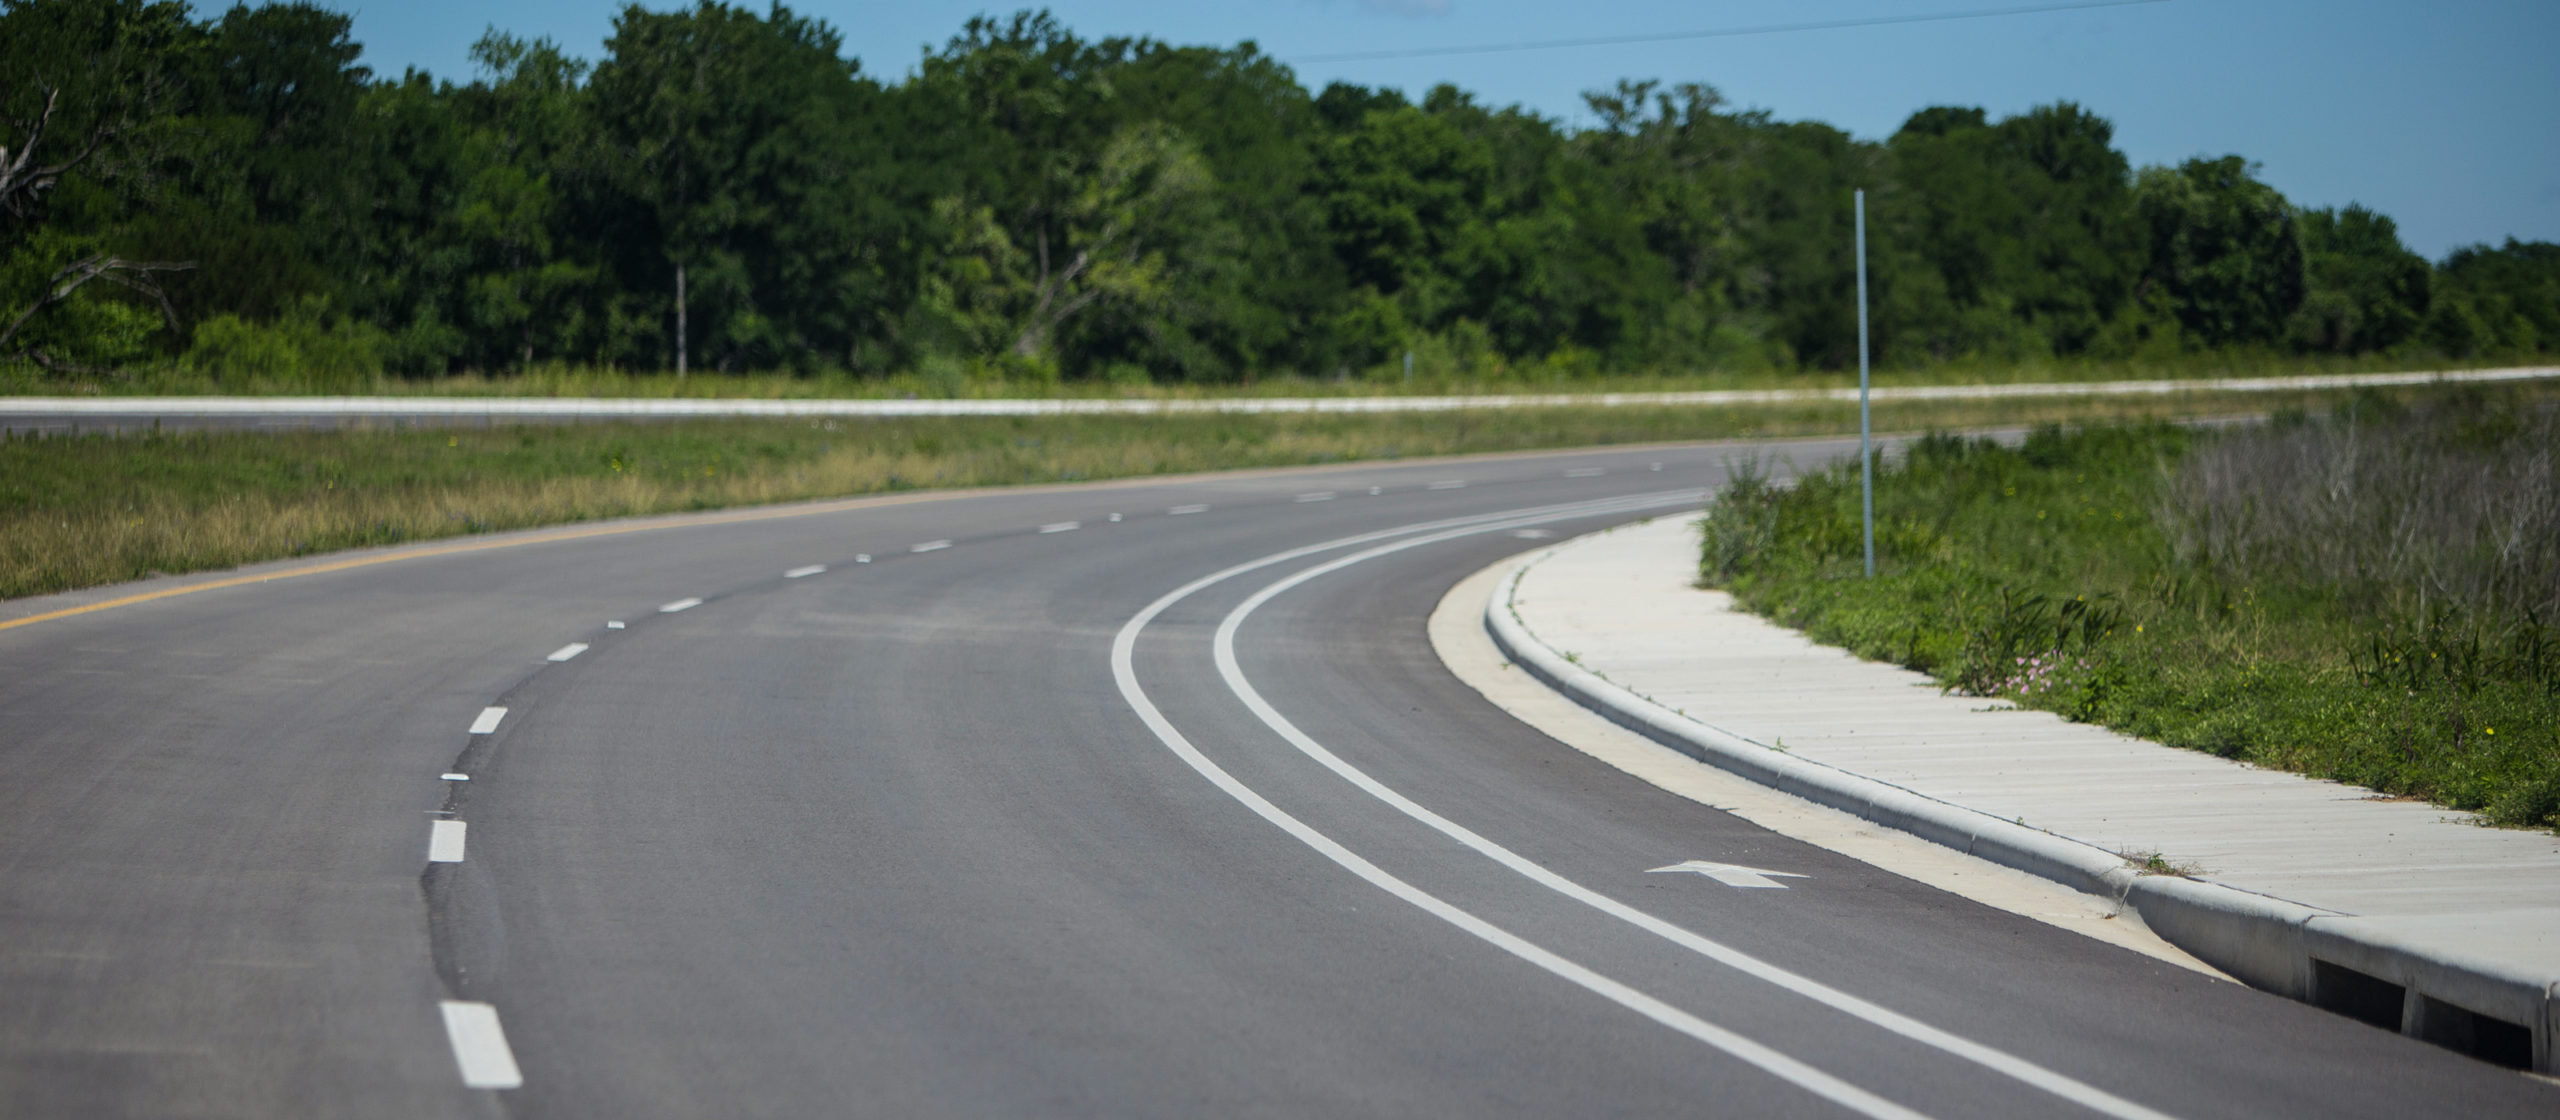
[0,252,192,358]
[0,84,117,223]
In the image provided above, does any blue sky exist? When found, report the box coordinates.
[325,0,2556,260]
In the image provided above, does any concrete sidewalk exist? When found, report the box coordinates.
[1488,515,2560,1074]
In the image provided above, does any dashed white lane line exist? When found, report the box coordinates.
[1650,462,1664,472]
[1295,492,1336,503]
[427,819,468,863]
[855,553,872,563]
[1040,521,1081,534]
[784,564,826,579]
[1368,486,1383,496]
[441,773,469,781]
[438,1000,524,1090]
[1169,504,1209,515]
[546,643,588,662]
[606,620,626,629]
[1564,467,1606,477]
[659,597,702,613]
[911,539,952,553]
[1427,480,1467,490]
[1108,513,1123,522]
[468,707,507,735]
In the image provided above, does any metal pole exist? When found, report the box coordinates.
[1856,189,1873,579]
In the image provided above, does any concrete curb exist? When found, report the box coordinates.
[1484,532,2557,1073]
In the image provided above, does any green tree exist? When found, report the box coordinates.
[589,1,882,374]
[2290,204,2429,354]
[0,0,195,369]
[2432,238,2559,356]
[2133,155,2306,347]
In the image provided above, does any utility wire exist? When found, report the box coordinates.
[1291,0,2168,64]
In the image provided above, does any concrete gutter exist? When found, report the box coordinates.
[1483,545,2558,1073]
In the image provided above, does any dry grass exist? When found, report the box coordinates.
[2168,394,2560,621]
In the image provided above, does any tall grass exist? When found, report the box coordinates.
[2168,395,2559,622]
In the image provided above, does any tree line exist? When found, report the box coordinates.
[4,0,2554,385]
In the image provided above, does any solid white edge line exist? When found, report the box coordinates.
[546,642,588,662]
[1111,497,1942,1120]
[1204,522,2182,1120]
[785,564,826,578]
[427,819,467,863]
[437,1000,524,1089]
[468,706,506,735]
[1040,521,1081,533]
[659,597,702,613]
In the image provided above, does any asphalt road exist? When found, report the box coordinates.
[2,437,2552,1118]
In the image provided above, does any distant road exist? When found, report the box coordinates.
[4,365,2551,433]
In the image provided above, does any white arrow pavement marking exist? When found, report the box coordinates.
[1649,861,1810,890]
[1189,503,2183,1120]
[1112,496,1926,1120]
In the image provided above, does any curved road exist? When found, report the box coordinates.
[2,439,2550,1117]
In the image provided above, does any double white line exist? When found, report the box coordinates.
[1113,494,2177,1120]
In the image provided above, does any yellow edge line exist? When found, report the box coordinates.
[0,490,953,635]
